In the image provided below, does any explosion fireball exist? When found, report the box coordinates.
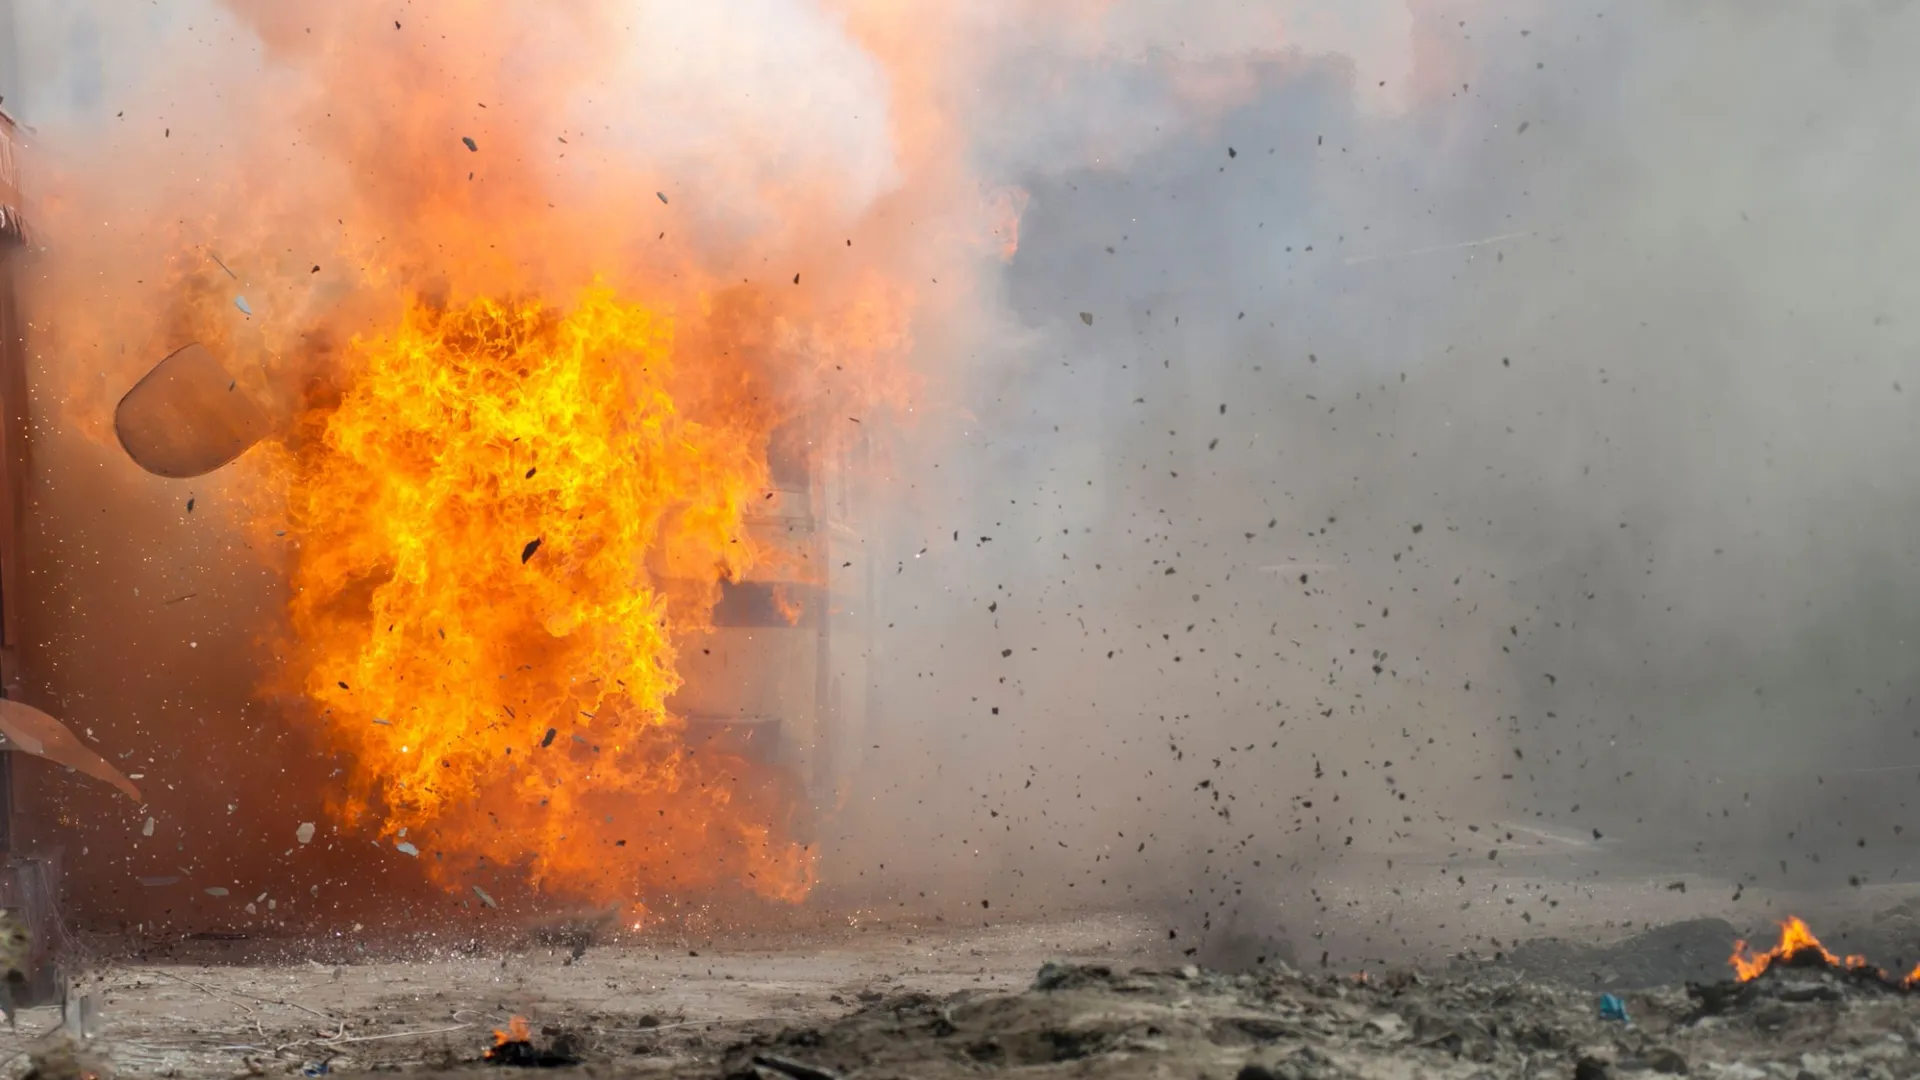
[21,0,1020,923]
[265,288,811,911]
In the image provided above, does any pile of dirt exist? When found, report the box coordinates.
[1491,918,1742,990]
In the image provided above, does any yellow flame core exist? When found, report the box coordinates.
[269,287,813,908]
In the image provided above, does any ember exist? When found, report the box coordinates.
[1729,916,1920,988]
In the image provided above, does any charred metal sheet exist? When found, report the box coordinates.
[115,342,274,478]
[0,700,141,802]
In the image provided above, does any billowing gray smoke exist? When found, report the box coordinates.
[835,2,1920,963]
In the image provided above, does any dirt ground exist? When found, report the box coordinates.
[0,914,1151,1077]
[8,852,1920,1078]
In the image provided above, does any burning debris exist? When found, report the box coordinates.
[485,1016,581,1069]
[1726,915,1920,990]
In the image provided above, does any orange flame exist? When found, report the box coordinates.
[20,0,1036,922]
[1730,916,1881,982]
[490,1015,532,1049]
[257,288,818,910]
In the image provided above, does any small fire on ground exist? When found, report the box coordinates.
[490,1016,533,1051]
[485,1015,581,1068]
[1730,916,1920,986]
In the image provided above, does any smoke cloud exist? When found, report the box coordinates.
[837,0,1920,961]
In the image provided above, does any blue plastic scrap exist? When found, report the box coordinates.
[234,295,253,317]
[1598,993,1629,1023]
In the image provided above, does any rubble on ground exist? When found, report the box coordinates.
[1492,918,1742,990]
[695,961,1920,1080]
[41,913,1920,1078]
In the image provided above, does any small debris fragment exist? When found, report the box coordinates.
[1079,312,1093,326]
[395,841,419,857]
[462,136,478,152]
[473,886,498,908]
[750,1055,844,1080]
[296,822,316,844]
[521,538,542,563]
[1363,1013,1404,1038]
[234,296,252,316]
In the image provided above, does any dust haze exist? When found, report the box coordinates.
[3,0,1915,956]
[838,0,1920,963]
